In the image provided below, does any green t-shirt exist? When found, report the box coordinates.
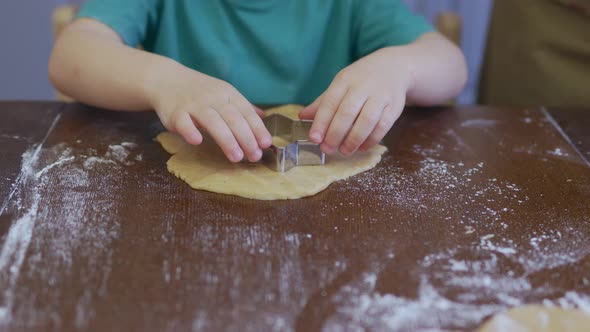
[78,0,433,105]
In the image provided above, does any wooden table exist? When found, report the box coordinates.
[1,102,589,332]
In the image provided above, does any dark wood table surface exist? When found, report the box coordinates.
[0,102,588,332]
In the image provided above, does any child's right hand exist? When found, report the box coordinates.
[147,61,272,163]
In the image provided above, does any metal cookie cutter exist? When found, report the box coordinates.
[258,113,325,172]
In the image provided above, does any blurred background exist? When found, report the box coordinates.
[0,0,494,104]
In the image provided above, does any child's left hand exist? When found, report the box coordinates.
[299,48,411,156]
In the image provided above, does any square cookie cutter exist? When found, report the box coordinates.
[256,113,325,172]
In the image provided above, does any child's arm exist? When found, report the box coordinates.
[49,18,271,163]
[299,31,467,156]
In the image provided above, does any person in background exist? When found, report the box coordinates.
[480,0,590,107]
[49,0,467,163]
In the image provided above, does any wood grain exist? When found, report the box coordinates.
[0,102,589,332]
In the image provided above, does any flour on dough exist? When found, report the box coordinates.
[156,104,387,200]
[477,305,590,332]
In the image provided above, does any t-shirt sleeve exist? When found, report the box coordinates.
[353,0,434,59]
[76,0,159,47]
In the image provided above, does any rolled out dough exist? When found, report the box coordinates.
[156,104,387,200]
[477,305,590,332]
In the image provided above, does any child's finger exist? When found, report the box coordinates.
[358,104,397,151]
[321,90,367,154]
[174,112,203,145]
[192,107,244,162]
[299,93,322,120]
[308,83,347,144]
[243,112,272,149]
[234,98,272,149]
[216,104,263,162]
[340,98,385,156]
[252,105,265,117]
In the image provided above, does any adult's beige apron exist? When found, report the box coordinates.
[479,0,590,107]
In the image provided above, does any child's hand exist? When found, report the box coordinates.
[149,64,272,162]
[299,48,411,156]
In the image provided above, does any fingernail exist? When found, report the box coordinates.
[321,143,334,154]
[253,149,262,161]
[232,149,243,162]
[340,146,351,156]
[191,134,202,145]
[310,131,322,143]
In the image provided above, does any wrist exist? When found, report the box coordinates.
[374,46,416,96]
[141,55,183,110]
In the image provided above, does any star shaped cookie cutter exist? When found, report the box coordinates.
[257,113,325,172]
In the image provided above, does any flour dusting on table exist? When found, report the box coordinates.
[0,139,140,328]
[322,123,590,331]
[1,107,589,331]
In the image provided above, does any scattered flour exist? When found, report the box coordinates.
[0,139,133,329]
[175,225,349,332]
[83,156,117,169]
[325,273,505,331]
[0,143,53,325]
[1,109,587,331]
[105,144,133,165]
[325,227,590,331]
[0,134,26,141]
[323,129,589,331]
[342,154,525,229]
[553,292,590,313]
[34,155,75,179]
[547,148,568,157]
[81,141,141,169]
[120,142,138,149]
[460,119,499,128]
